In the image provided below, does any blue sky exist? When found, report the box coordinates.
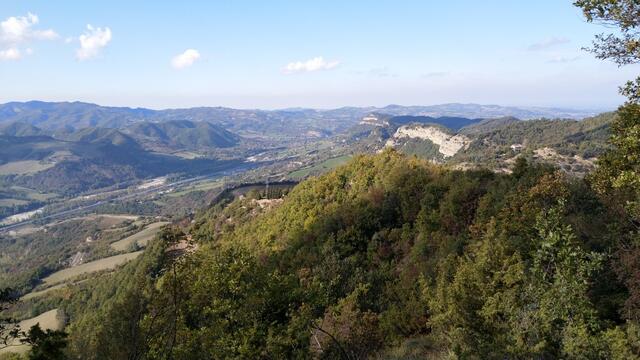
[0,1,637,110]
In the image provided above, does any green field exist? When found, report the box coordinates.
[109,222,169,251]
[84,214,139,229]
[9,186,58,201]
[28,192,57,201]
[166,179,223,197]
[0,309,65,356]
[0,160,55,175]
[288,155,353,179]
[42,251,144,286]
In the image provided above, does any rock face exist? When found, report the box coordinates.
[386,125,470,157]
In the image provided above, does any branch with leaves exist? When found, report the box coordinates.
[575,0,640,101]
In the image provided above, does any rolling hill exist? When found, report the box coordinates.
[0,122,47,137]
[123,120,239,149]
[341,112,614,175]
[0,101,155,130]
[59,127,141,148]
[0,133,238,196]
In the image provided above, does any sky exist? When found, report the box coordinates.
[0,1,637,110]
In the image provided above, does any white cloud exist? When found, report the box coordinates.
[171,49,201,69]
[528,37,570,51]
[76,25,112,61]
[0,13,58,61]
[283,56,340,74]
[0,47,21,60]
[0,13,58,43]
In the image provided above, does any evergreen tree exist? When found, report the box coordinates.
[22,324,68,360]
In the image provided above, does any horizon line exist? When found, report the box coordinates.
[0,99,615,113]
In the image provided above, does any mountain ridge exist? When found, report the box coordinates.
[0,101,605,134]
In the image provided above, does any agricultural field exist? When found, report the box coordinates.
[9,186,58,201]
[49,214,139,231]
[80,214,139,228]
[165,179,223,197]
[21,282,74,301]
[109,221,169,251]
[288,155,352,179]
[41,251,143,286]
[0,199,29,207]
[0,160,55,175]
[5,225,41,237]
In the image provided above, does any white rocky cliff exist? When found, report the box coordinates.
[385,125,470,158]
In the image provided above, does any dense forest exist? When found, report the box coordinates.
[33,144,632,359]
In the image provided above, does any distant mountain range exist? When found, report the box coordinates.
[0,119,240,150]
[0,101,606,136]
[384,115,482,130]
[371,103,604,120]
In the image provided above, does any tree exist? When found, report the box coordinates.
[524,202,605,358]
[312,284,384,359]
[576,0,640,214]
[591,104,640,223]
[0,288,20,350]
[429,200,608,358]
[574,0,640,102]
[577,0,640,324]
[22,324,68,360]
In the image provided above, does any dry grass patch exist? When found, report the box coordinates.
[110,222,169,251]
[0,309,65,356]
[42,251,143,286]
[0,160,55,175]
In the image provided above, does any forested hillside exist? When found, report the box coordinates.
[459,112,613,159]
[123,120,239,150]
[28,149,635,359]
[344,112,614,176]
